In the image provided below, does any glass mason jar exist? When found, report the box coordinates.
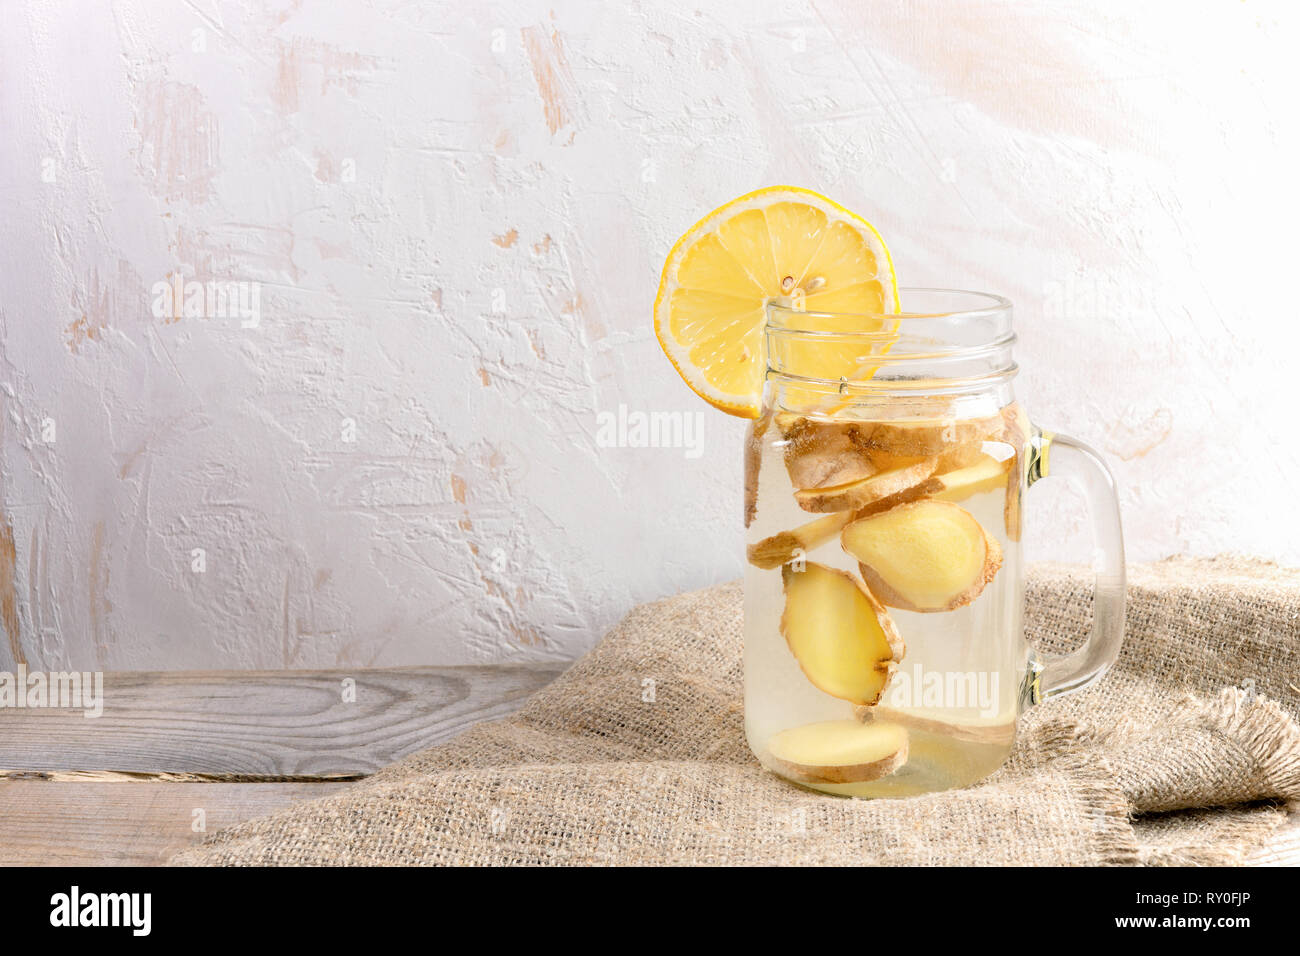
[743,289,1125,798]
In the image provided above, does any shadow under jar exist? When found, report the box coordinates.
[743,289,1125,798]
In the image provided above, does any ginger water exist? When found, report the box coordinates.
[743,402,1031,797]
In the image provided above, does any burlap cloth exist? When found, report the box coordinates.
[173,556,1300,866]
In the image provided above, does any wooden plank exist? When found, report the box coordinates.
[0,664,566,777]
[0,781,348,866]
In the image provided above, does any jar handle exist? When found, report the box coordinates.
[1024,429,1127,703]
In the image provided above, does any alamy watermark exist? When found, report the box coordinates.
[1041,275,1155,322]
[150,272,261,328]
[49,886,150,936]
[595,404,706,459]
[0,665,103,718]
[881,662,1001,719]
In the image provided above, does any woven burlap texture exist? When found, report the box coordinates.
[174,556,1300,866]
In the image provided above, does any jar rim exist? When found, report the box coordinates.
[766,287,1011,338]
[763,288,1017,395]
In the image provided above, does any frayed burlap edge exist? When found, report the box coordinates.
[1198,689,1300,801]
[1052,757,1141,866]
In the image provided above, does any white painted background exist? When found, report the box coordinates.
[1,1,1295,671]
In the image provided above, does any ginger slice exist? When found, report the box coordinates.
[744,412,772,528]
[752,453,991,567]
[748,513,853,569]
[861,413,1004,458]
[766,719,908,784]
[841,499,1003,612]
[772,411,805,435]
[1004,476,1022,541]
[793,458,938,513]
[935,440,990,472]
[930,455,1012,503]
[845,474,944,519]
[780,563,904,705]
[1000,402,1031,542]
[853,705,1016,746]
[779,417,877,490]
[863,447,928,472]
[863,436,985,476]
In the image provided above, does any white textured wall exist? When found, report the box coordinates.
[1,1,1295,670]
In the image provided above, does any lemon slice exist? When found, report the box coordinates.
[654,186,899,418]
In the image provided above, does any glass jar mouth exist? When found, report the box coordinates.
[764,287,1017,395]
[766,287,1012,343]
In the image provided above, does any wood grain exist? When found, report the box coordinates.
[0,781,348,866]
[0,664,1293,867]
[0,664,566,777]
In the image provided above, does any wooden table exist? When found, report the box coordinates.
[0,665,565,865]
[1,665,1295,866]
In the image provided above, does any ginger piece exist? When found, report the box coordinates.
[765,719,908,784]
[845,474,944,519]
[754,454,989,567]
[1004,473,1022,541]
[848,455,1012,518]
[930,455,1012,503]
[780,562,905,705]
[1001,401,1031,448]
[779,417,876,490]
[853,705,1016,747]
[863,447,928,472]
[772,411,803,434]
[744,412,772,528]
[861,413,1004,458]
[865,435,986,473]
[841,499,1003,612]
[1000,402,1031,542]
[747,513,853,569]
[793,458,939,513]
[935,440,990,472]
